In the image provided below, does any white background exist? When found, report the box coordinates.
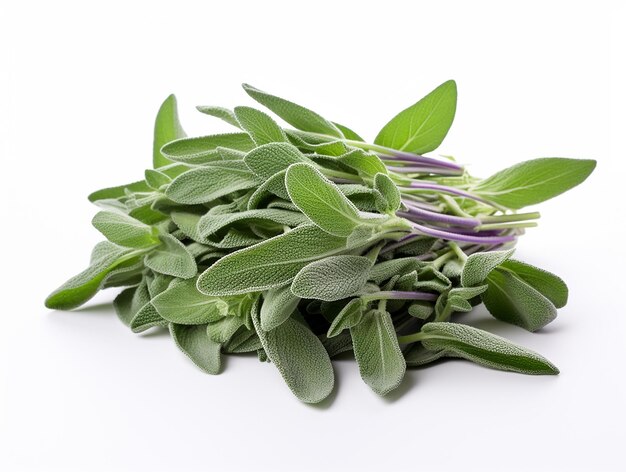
[1,1,624,471]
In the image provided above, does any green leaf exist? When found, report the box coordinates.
[234,106,288,145]
[472,158,597,209]
[91,211,159,248]
[166,162,258,204]
[244,142,311,180]
[373,173,401,214]
[207,316,244,344]
[152,278,229,324]
[260,284,300,331]
[196,105,240,128]
[461,249,514,287]
[286,163,362,237]
[198,208,307,238]
[242,83,343,138]
[153,94,186,168]
[160,133,255,165]
[291,255,373,302]
[252,305,335,403]
[351,309,406,396]
[144,169,171,189]
[337,149,387,179]
[483,268,557,332]
[113,286,138,327]
[197,224,347,296]
[144,233,197,279]
[500,259,568,308]
[404,344,447,367]
[45,242,140,310]
[369,257,423,285]
[332,122,364,141]
[421,322,559,374]
[170,323,222,374]
[374,80,457,154]
[88,180,151,203]
[130,302,167,333]
[327,298,365,337]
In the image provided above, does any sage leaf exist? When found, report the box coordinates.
[144,169,171,189]
[461,249,515,287]
[242,83,343,138]
[170,323,222,374]
[374,80,457,154]
[244,142,311,180]
[327,298,365,338]
[130,302,167,333]
[153,94,186,168]
[197,224,346,296]
[161,133,255,165]
[500,259,568,308]
[291,255,373,302]
[286,163,362,236]
[404,344,447,367]
[152,278,229,324]
[373,173,401,214]
[472,158,597,209]
[421,322,559,374]
[198,209,306,238]
[483,268,557,332]
[260,285,300,331]
[351,309,406,395]
[91,211,159,248]
[234,106,288,145]
[252,306,335,404]
[144,233,197,279]
[196,105,240,128]
[207,316,244,344]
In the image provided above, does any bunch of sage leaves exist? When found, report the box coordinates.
[46,81,595,403]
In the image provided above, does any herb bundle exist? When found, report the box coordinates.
[46,81,595,402]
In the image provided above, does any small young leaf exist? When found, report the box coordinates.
[369,257,423,285]
[152,278,229,324]
[483,268,557,332]
[196,106,240,128]
[170,323,222,374]
[242,83,343,138]
[130,302,167,333]
[374,80,457,154]
[461,249,514,287]
[207,316,244,344]
[153,94,186,168]
[234,106,288,145]
[291,255,373,302]
[88,180,151,203]
[337,149,387,179]
[198,209,306,238]
[327,298,365,338]
[161,133,255,165]
[332,122,364,141]
[244,142,312,180]
[286,163,362,237]
[166,162,258,204]
[421,322,559,374]
[499,259,568,308]
[351,309,406,396]
[373,173,401,214]
[252,304,335,403]
[144,169,171,189]
[92,211,159,248]
[144,233,197,279]
[260,284,300,331]
[197,224,347,296]
[472,158,597,209]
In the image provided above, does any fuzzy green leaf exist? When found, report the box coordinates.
[244,142,311,180]
[152,278,229,324]
[327,298,365,338]
[351,309,406,396]
[197,224,346,296]
[461,249,514,287]
[421,322,559,374]
[500,260,568,308]
[161,133,255,165]
[92,211,159,248]
[170,323,222,374]
[472,158,596,209]
[234,106,288,145]
[291,255,373,302]
[286,163,362,237]
[260,285,300,331]
[144,233,197,279]
[373,173,401,214]
[374,80,457,154]
[153,94,186,168]
[196,106,240,128]
[242,83,343,138]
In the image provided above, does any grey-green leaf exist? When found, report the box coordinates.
[461,249,514,287]
[153,94,186,168]
[499,259,568,308]
[286,163,362,237]
[252,306,335,403]
[197,224,347,296]
[483,268,557,332]
[170,323,222,374]
[351,309,406,396]
[373,173,401,214]
[291,255,373,302]
[92,211,159,248]
[234,106,288,145]
[244,142,311,180]
[242,83,343,138]
[196,106,240,128]
[327,298,365,337]
[161,133,255,165]
[374,80,457,154]
[421,322,559,374]
[472,158,597,209]
[152,278,229,324]
[144,233,197,279]
[260,285,300,331]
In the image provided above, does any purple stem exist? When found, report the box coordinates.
[407,182,494,206]
[387,165,461,176]
[400,201,480,228]
[379,151,463,172]
[411,222,517,245]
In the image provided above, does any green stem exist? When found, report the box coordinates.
[477,221,538,231]
[480,211,541,224]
